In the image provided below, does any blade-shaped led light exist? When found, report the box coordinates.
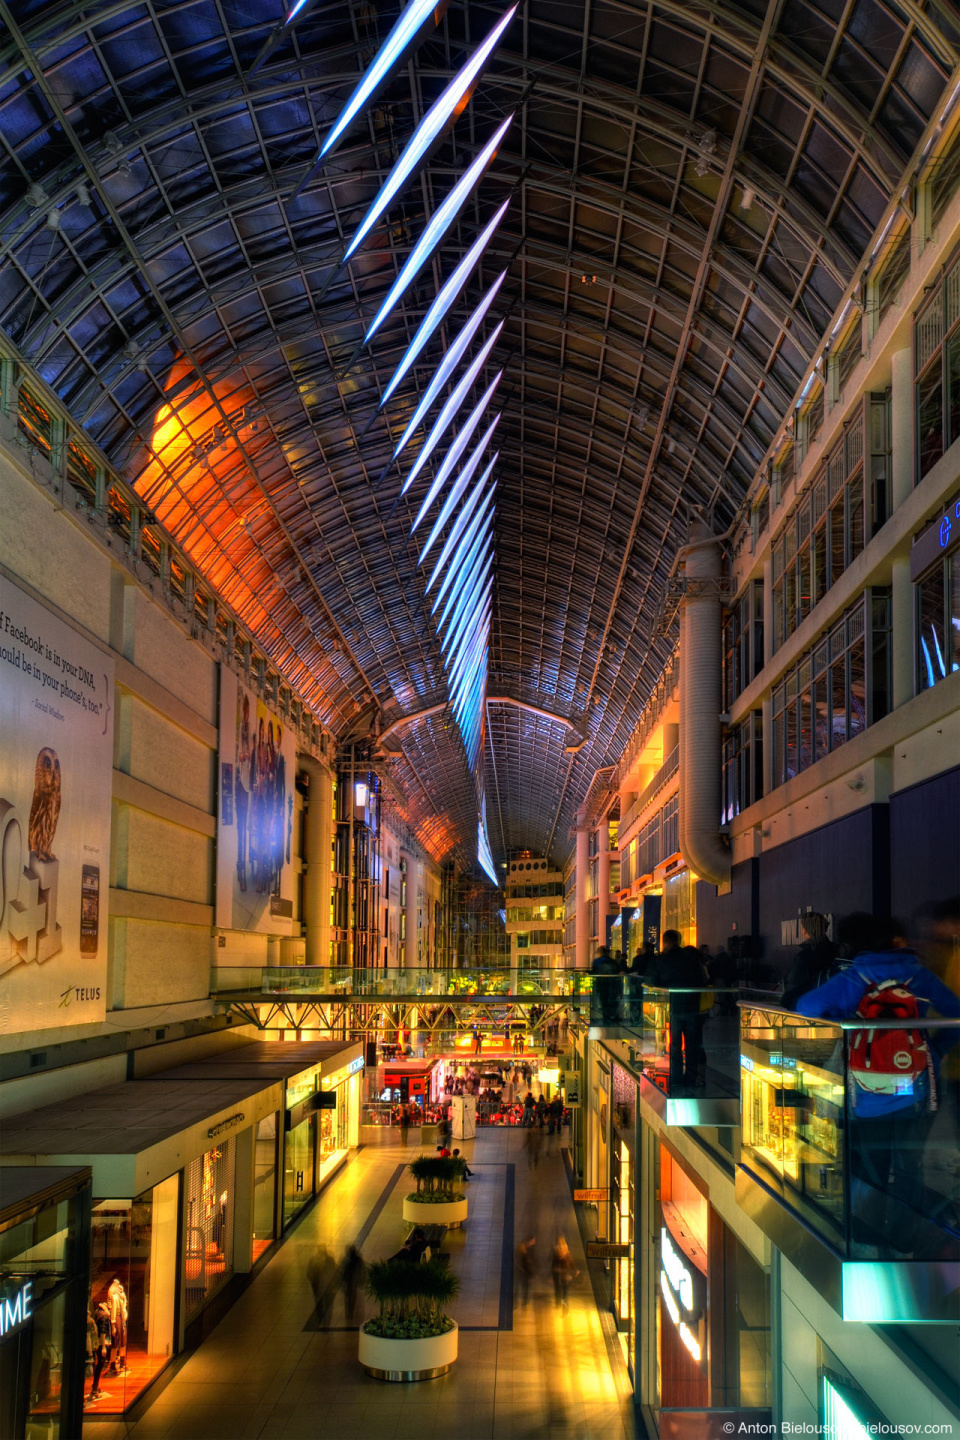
[344,7,517,262]
[400,323,503,494]
[381,213,508,412]
[450,623,490,718]
[430,492,494,615]
[365,114,513,345]
[437,551,492,659]
[424,468,496,591]
[439,548,493,658]
[449,598,491,694]
[410,377,501,531]
[395,275,505,461]
[380,202,509,410]
[433,515,492,629]
[420,448,498,570]
[311,0,446,164]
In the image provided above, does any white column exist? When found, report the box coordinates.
[575,824,590,968]
[891,347,914,512]
[597,825,611,949]
[300,756,333,967]
[891,556,914,709]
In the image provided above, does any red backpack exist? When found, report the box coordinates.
[848,974,931,1107]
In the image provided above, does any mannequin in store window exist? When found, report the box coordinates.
[106,1278,129,1377]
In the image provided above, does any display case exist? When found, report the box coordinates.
[740,1009,845,1244]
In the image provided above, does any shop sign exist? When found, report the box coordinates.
[0,1281,33,1338]
[910,491,960,580]
[348,1056,364,1076]
[208,1112,245,1139]
[573,1188,608,1202]
[586,1241,630,1259]
[659,1226,705,1367]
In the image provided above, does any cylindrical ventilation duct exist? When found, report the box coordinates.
[678,520,731,888]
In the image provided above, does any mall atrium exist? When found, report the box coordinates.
[0,0,958,1434]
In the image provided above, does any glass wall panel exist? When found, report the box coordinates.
[283,1115,315,1228]
[253,1113,278,1262]
[184,1141,235,1319]
[88,1175,178,1411]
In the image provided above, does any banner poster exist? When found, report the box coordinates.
[216,666,295,934]
[0,576,114,1033]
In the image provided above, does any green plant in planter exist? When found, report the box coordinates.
[363,1257,461,1339]
[407,1155,467,1203]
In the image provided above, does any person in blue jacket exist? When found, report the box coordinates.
[795,914,960,1256]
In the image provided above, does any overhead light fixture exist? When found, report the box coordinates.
[304,0,450,174]
[428,469,497,605]
[393,273,506,462]
[420,450,498,570]
[379,203,509,410]
[364,115,514,346]
[342,6,517,263]
[409,375,502,531]
[400,322,503,494]
[432,504,494,621]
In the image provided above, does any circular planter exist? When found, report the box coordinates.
[359,1321,459,1381]
[402,1195,468,1228]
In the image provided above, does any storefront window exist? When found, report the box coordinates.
[86,1173,178,1412]
[284,1113,316,1228]
[184,1142,235,1319]
[253,1114,278,1262]
[1,1189,84,1440]
[916,554,960,691]
[662,870,696,947]
[658,1146,709,1409]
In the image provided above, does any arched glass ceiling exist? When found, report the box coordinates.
[0,0,956,867]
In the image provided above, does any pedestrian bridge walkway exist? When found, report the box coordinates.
[86,1131,636,1440]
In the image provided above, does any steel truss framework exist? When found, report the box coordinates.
[217,996,584,1034]
[1,0,957,866]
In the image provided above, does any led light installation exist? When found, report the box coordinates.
[421,456,497,578]
[306,0,447,171]
[364,115,513,345]
[440,548,493,661]
[435,529,493,640]
[400,323,503,494]
[342,7,516,263]
[378,202,509,410]
[392,275,506,464]
[410,374,502,531]
[430,482,496,611]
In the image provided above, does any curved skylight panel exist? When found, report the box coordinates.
[400,323,503,495]
[343,7,517,263]
[379,204,509,410]
[395,278,506,462]
[409,377,502,531]
[420,449,498,571]
[430,494,495,615]
[364,115,514,345]
[310,0,448,168]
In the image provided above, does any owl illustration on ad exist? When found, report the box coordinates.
[28,747,61,861]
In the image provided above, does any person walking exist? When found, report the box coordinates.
[591,945,622,1024]
[795,913,960,1256]
[517,1235,537,1305]
[644,930,710,1092]
[399,1103,410,1147]
[551,1235,578,1312]
[339,1244,365,1324]
[524,1123,543,1169]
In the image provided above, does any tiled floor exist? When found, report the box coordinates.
[85,1130,636,1440]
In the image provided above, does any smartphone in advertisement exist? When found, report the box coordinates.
[80,864,100,956]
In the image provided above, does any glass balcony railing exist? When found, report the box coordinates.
[740,1003,960,1264]
[210,965,596,999]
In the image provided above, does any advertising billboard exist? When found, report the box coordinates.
[0,576,114,1033]
[216,666,295,934]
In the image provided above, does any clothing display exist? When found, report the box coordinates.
[106,1280,129,1376]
